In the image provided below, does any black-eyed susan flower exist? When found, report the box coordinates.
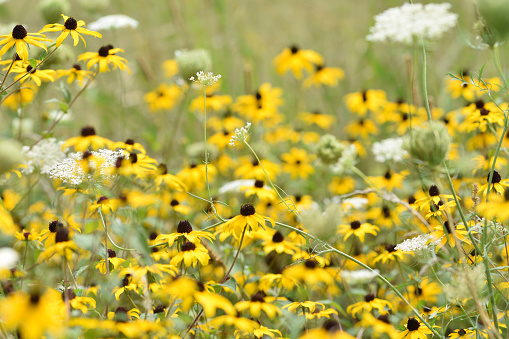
[373,244,410,264]
[221,204,275,239]
[155,220,215,249]
[2,82,37,110]
[233,83,284,123]
[346,293,392,318]
[337,220,379,243]
[56,64,92,85]
[368,169,409,191]
[95,249,125,274]
[477,189,509,220]
[189,89,232,113]
[0,288,62,339]
[12,61,56,86]
[413,184,456,213]
[194,288,237,317]
[116,152,158,178]
[298,320,356,339]
[398,317,433,339]
[177,163,217,191]
[428,220,470,252]
[170,241,210,267]
[303,64,345,87]
[273,45,323,79]
[234,158,280,181]
[60,289,97,315]
[281,147,315,179]
[283,259,334,286]
[240,180,277,202]
[62,126,114,151]
[39,14,101,47]
[262,230,299,255]
[460,101,507,132]
[209,314,259,333]
[208,111,245,132]
[345,118,379,139]
[448,328,475,338]
[144,83,183,112]
[0,25,52,61]
[114,138,146,154]
[283,300,324,314]
[298,110,336,130]
[478,170,509,195]
[358,313,399,338]
[78,44,130,73]
[88,196,122,215]
[343,89,386,117]
[235,291,281,318]
[113,274,139,300]
[38,227,78,262]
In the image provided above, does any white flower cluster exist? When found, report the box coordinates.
[218,179,255,194]
[372,137,408,163]
[88,14,139,31]
[341,269,380,284]
[190,71,221,86]
[366,3,458,44]
[331,144,357,175]
[395,234,430,253]
[49,149,129,186]
[0,247,19,270]
[229,122,252,147]
[22,138,67,174]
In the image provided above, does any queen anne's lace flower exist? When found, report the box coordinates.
[229,122,252,147]
[49,149,128,185]
[190,71,221,86]
[395,235,430,252]
[88,14,139,31]
[372,137,407,163]
[22,138,67,174]
[366,3,458,44]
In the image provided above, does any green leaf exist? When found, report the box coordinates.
[218,276,237,293]
[28,58,37,68]
[39,49,47,60]
[60,82,71,104]
[59,102,68,113]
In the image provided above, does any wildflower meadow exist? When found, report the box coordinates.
[2,0,509,338]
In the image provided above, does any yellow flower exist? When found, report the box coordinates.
[240,180,277,202]
[281,147,315,179]
[170,241,210,267]
[60,289,97,314]
[39,14,101,47]
[162,59,178,78]
[144,83,183,112]
[373,245,411,264]
[0,288,63,339]
[235,291,281,318]
[448,328,476,338]
[428,220,470,252]
[62,126,113,151]
[189,92,232,113]
[221,204,275,239]
[477,190,509,220]
[397,317,433,339]
[273,45,323,79]
[460,101,507,132]
[304,64,345,87]
[117,152,158,178]
[283,259,335,286]
[12,61,56,86]
[234,157,280,181]
[233,83,284,123]
[346,293,392,318]
[177,162,217,191]
[337,220,379,243]
[2,82,37,110]
[155,220,215,248]
[344,89,386,117]
[113,138,146,154]
[95,249,125,274]
[78,45,129,73]
[262,230,299,255]
[56,63,92,85]
[0,25,52,61]
[344,118,378,139]
[283,301,324,314]
[298,111,336,129]
[88,196,122,215]
[478,170,509,196]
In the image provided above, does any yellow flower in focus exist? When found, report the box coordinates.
[221,203,275,239]
[235,291,281,318]
[12,61,56,86]
[478,170,509,196]
[273,45,323,79]
[78,45,129,73]
[62,126,113,151]
[0,25,52,61]
[397,317,433,339]
[39,14,102,47]
[337,220,379,243]
[56,63,92,85]
[88,196,122,215]
[170,241,210,267]
[95,249,125,274]
[346,293,392,318]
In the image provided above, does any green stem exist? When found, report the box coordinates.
[493,45,509,90]
[99,209,137,252]
[420,40,432,121]
[243,140,299,216]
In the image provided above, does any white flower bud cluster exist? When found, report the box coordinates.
[189,71,221,86]
[330,144,357,175]
[229,122,252,147]
[395,234,430,253]
[372,137,407,163]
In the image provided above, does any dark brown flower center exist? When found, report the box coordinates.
[62,289,76,301]
[487,170,502,184]
[350,220,361,230]
[428,185,440,196]
[250,291,266,302]
[49,220,63,233]
[364,293,375,302]
[240,204,255,216]
[97,196,108,203]
[378,315,390,324]
[384,170,392,180]
[475,99,485,109]
[26,65,36,73]
[177,220,193,233]
[458,329,466,336]
[254,180,264,188]
[272,231,284,243]
[129,153,138,164]
[153,305,166,314]
[72,64,81,70]
[107,249,117,258]
[12,25,27,39]
[170,199,179,206]
[385,244,396,253]
[290,45,299,54]
[55,227,69,243]
[406,317,420,331]
[80,126,96,136]
[64,17,78,30]
[98,45,113,57]
[479,107,490,116]
[181,241,196,251]
[29,292,40,304]
[157,164,168,175]
[305,259,318,269]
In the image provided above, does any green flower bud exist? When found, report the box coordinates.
[175,49,212,83]
[79,0,110,13]
[0,139,23,175]
[404,121,451,167]
[38,0,70,24]
[478,0,509,42]
[316,134,344,165]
